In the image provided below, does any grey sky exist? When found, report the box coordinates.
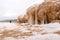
[0,0,44,20]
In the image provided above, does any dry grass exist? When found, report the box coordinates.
[0,30,33,40]
[54,31,60,35]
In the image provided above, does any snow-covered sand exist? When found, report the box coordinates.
[0,22,60,40]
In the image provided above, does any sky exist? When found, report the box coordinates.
[0,0,44,20]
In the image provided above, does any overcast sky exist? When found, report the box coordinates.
[0,0,44,20]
